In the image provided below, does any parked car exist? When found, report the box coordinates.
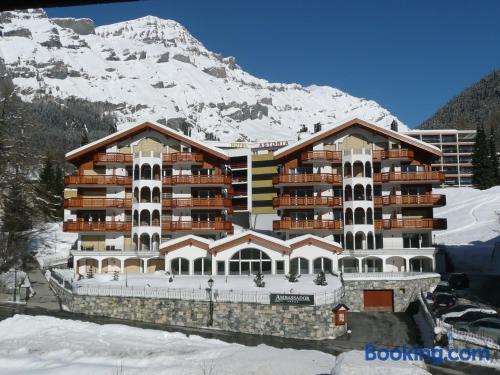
[443,311,498,325]
[432,293,457,312]
[432,283,453,298]
[455,318,500,342]
[447,273,469,290]
[436,304,479,318]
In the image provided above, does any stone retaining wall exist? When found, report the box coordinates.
[344,276,440,312]
[50,280,346,340]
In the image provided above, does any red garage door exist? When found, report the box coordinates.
[363,290,394,312]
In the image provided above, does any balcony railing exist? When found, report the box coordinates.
[374,218,447,230]
[162,152,203,164]
[372,149,415,161]
[373,194,446,207]
[93,153,133,164]
[272,173,342,185]
[64,175,133,186]
[63,221,132,232]
[272,196,341,208]
[162,175,232,186]
[162,221,233,232]
[161,197,232,210]
[373,171,445,183]
[300,150,342,163]
[64,198,132,209]
[273,219,343,231]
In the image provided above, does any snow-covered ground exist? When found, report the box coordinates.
[0,315,433,375]
[434,186,500,273]
[27,223,77,268]
[0,315,335,375]
[72,272,342,294]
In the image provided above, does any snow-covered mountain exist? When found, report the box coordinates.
[0,8,408,142]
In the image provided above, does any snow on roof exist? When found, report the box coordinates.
[65,120,229,159]
[159,234,212,249]
[273,115,441,157]
[210,229,288,248]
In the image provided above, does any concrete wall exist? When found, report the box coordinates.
[50,280,346,340]
[344,276,440,312]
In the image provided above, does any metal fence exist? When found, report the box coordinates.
[344,272,439,280]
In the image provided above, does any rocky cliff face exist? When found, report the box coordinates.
[0,9,408,141]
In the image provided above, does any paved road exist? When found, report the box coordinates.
[24,260,60,311]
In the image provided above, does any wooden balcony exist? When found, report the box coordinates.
[373,171,445,184]
[162,197,232,210]
[162,220,233,233]
[64,198,132,209]
[93,153,133,164]
[162,175,232,186]
[272,196,342,208]
[374,218,447,230]
[273,219,343,231]
[64,175,133,186]
[162,152,203,164]
[272,173,342,186]
[300,150,342,163]
[373,194,446,207]
[63,221,132,232]
[372,149,415,161]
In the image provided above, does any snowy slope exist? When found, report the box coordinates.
[0,315,335,375]
[434,187,500,246]
[0,9,408,142]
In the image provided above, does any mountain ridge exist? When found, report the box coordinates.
[0,8,408,142]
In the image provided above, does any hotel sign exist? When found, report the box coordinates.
[270,293,315,305]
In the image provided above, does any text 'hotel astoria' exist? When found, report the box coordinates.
[63,117,447,276]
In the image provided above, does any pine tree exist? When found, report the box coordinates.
[36,156,55,220]
[489,128,499,185]
[472,126,494,189]
[314,270,328,286]
[253,271,265,288]
[80,130,89,146]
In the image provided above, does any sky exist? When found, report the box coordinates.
[47,0,500,128]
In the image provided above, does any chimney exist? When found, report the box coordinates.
[390,120,398,132]
[314,122,322,133]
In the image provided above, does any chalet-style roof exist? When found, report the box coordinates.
[159,231,343,255]
[273,116,442,160]
[65,120,229,162]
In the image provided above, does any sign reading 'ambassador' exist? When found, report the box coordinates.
[270,293,315,305]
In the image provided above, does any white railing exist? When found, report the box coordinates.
[450,327,500,350]
[343,272,440,280]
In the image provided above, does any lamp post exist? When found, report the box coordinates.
[207,277,214,327]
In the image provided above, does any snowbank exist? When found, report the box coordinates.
[0,315,334,375]
[28,223,77,268]
[331,350,430,375]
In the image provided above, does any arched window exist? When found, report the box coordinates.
[133,187,139,203]
[338,257,358,273]
[313,257,333,273]
[134,165,139,180]
[152,210,160,226]
[345,232,354,250]
[132,234,138,251]
[367,232,374,249]
[366,208,373,224]
[366,185,373,201]
[355,232,366,250]
[140,210,150,226]
[171,257,189,275]
[344,185,352,201]
[354,184,365,200]
[354,208,365,224]
[343,162,352,178]
[229,248,271,275]
[345,208,353,225]
[353,161,364,177]
[290,257,310,274]
[141,164,151,180]
[140,187,151,203]
[133,210,138,226]
[153,165,161,180]
[362,257,383,272]
[140,233,150,251]
[151,233,160,251]
[152,187,161,203]
[194,257,212,275]
[365,161,372,177]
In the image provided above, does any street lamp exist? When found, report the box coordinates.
[207,277,214,327]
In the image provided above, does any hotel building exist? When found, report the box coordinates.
[65,118,447,275]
